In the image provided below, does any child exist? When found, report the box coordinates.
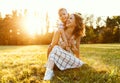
[57,8,70,50]
[47,8,70,58]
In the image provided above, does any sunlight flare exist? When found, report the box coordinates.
[23,14,42,36]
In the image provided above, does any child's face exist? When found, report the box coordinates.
[59,10,68,23]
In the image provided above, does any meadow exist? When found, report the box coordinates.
[0,44,120,83]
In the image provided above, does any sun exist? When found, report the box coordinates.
[23,14,42,36]
[22,10,58,35]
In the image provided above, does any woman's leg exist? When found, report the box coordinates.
[44,46,58,80]
[49,45,84,70]
[43,58,55,80]
[46,55,55,70]
[44,45,84,80]
[46,45,62,70]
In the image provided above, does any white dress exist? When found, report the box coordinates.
[46,35,84,70]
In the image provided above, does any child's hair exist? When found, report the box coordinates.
[58,8,67,15]
[58,8,68,30]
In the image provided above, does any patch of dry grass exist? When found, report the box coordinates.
[0,44,120,83]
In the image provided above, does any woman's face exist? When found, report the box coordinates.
[59,10,68,23]
[66,14,76,28]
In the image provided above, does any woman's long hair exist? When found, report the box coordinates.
[72,13,86,39]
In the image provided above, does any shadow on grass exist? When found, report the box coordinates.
[50,64,120,83]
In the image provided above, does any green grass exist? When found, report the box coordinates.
[0,44,120,83]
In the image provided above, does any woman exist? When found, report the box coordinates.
[44,13,85,80]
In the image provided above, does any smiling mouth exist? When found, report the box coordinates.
[63,17,66,21]
[67,20,71,25]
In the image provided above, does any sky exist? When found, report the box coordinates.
[0,0,120,17]
[0,0,120,34]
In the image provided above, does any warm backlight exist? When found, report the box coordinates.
[23,15,42,36]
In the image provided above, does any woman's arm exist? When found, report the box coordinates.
[71,36,81,58]
[47,30,61,58]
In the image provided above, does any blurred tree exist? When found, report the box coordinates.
[3,14,12,45]
[46,12,49,33]
[0,10,120,45]
[105,16,120,43]
[24,9,28,16]
[84,14,94,27]
[113,26,119,42]
[106,16,118,28]
[83,26,96,43]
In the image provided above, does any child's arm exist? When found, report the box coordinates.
[59,28,69,49]
[60,29,68,44]
[60,29,73,52]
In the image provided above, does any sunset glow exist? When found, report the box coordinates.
[23,15,41,35]
[0,0,120,35]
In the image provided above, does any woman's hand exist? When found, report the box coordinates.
[59,41,72,52]
[69,37,80,58]
[59,41,67,49]
[66,46,71,52]
[69,37,75,46]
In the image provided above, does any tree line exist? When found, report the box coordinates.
[0,10,120,45]
[82,15,120,43]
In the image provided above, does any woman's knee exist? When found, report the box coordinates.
[53,45,59,49]
[52,45,60,52]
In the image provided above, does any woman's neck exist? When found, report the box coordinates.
[66,26,74,35]
[65,26,74,40]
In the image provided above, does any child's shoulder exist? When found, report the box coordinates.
[54,28,64,34]
[58,28,64,34]
[58,21,64,29]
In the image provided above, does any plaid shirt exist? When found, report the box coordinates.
[48,45,84,70]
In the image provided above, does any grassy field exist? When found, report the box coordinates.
[0,44,120,83]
